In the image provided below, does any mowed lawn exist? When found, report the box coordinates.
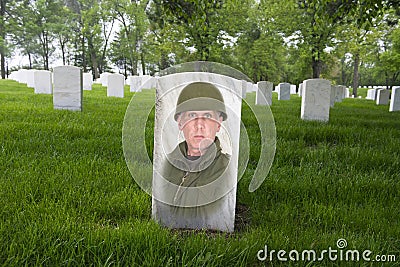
[1,80,399,266]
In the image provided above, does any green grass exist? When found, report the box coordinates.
[1,80,399,266]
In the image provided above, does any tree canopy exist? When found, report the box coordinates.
[1,0,399,89]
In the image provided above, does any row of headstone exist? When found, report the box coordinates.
[9,69,90,94]
[366,87,400,111]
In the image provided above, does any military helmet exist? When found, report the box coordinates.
[174,82,227,121]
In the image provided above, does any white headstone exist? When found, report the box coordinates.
[34,70,52,94]
[83,73,93,90]
[366,89,376,100]
[344,88,350,98]
[141,76,158,90]
[376,89,390,105]
[335,85,345,103]
[127,76,142,92]
[256,81,273,106]
[152,72,242,232]
[277,83,290,100]
[100,72,112,86]
[290,84,296,94]
[298,83,303,97]
[241,80,247,99]
[246,81,253,93]
[301,79,331,122]
[389,87,400,112]
[26,70,36,88]
[53,66,82,111]
[107,73,125,98]
[330,85,337,107]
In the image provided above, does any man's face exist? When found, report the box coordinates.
[177,110,223,156]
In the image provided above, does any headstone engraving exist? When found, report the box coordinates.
[301,79,331,122]
[256,81,273,106]
[277,83,290,100]
[53,66,82,111]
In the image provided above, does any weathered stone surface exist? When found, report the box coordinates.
[34,70,52,94]
[256,81,273,106]
[53,66,82,111]
[301,79,331,122]
[389,87,400,112]
[107,73,124,98]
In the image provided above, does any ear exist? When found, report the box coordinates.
[177,117,184,131]
[216,115,223,132]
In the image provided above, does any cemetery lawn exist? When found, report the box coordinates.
[1,80,399,266]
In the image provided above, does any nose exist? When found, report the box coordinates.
[194,117,205,129]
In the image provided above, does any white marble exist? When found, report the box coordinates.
[277,83,290,100]
[256,81,273,106]
[330,85,337,107]
[246,81,254,93]
[99,72,112,86]
[389,87,400,112]
[241,80,247,99]
[344,88,350,98]
[376,89,390,105]
[301,79,331,122]
[53,66,82,111]
[366,89,376,100]
[298,83,303,97]
[152,72,242,232]
[127,76,142,92]
[107,73,124,98]
[34,70,52,94]
[290,84,296,94]
[26,69,36,88]
[141,76,158,90]
[83,73,93,90]
[334,85,345,103]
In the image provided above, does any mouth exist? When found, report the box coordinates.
[193,135,205,140]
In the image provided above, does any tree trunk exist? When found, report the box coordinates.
[311,48,322,78]
[0,0,5,79]
[352,53,360,97]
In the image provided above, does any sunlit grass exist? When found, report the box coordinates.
[1,81,399,266]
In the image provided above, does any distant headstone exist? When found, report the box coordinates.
[335,85,345,103]
[141,76,158,90]
[277,83,290,100]
[298,83,303,97]
[53,66,82,111]
[26,70,36,88]
[389,87,400,112]
[366,89,376,100]
[330,85,337,107]
[107,73,125,98]
[376,89,390,105]
[127,76,141,92]
[344,88,350,98]
[83,73,93,90]
[34,70,52,94]
[241,80,247,99]
[301,79,331,122]
[99,72,112,86]
[290,84,296,94]
[256,81,273,106]
[375,88,384,100]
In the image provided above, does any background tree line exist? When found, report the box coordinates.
[1,0,399,95]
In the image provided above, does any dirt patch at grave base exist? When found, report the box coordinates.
[169,202,251,238]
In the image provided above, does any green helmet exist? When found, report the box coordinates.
[174,82,227,121]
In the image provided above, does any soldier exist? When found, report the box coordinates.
[154,81,232,230]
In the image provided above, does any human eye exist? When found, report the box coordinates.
[188,112,197,118]
[204,113,212,119]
